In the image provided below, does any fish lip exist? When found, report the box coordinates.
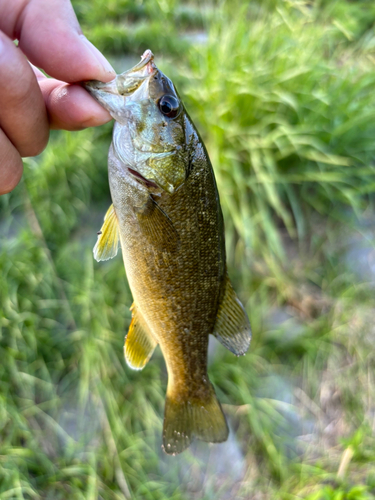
[121,49,156,76]
[115,50,157,95]
[84,49,157,97]
[83,78,118,95]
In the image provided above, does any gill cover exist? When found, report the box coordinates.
[85,50,187,194]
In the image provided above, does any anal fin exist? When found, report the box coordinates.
[136,195,180,253]
[213,274,251,356]
[124,303,157,370]
[94,204,120,261]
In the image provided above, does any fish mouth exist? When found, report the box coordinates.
[118,50,156,85]
[84,50,157,97]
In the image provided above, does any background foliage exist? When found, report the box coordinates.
[1,0,375,498]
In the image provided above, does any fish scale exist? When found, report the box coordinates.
[84,50,251,455]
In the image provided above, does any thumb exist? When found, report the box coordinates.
[7,0,115,83]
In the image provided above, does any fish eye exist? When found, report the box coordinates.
[158,95,181,119]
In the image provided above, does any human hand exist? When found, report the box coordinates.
[0,0,116,195]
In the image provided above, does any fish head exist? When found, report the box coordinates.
[84,50,187,194]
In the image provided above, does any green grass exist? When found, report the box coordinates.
[1,0,375,498]
[173,1,375,263]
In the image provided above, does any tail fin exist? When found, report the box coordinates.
[162,383,229,455]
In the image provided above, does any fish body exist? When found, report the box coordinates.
[85,51,251,455]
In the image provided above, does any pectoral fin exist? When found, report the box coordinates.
[93,204,120,261]
[124,304,157,370]
[213,274,251,356]
[136,196,180,252]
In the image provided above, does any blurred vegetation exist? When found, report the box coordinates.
[2,0,375,498]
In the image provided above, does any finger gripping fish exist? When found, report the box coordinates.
[85,50,251,455]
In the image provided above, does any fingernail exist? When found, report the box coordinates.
[80,35,116,80]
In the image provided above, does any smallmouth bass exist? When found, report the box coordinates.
[85,50,251,455]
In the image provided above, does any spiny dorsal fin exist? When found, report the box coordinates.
[163,382,228,455]
[93,204,120,262]
[213,274,251,356]
[124,303,157,370]
[136,196,180,253]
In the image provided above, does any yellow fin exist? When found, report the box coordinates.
[136,196,179,252]
[162,382,228,455]
[124,304,157,370]
[93,204,120,262]
[213,274,251,356]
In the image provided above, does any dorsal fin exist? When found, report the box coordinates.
[135,196,180,253]
[93,204,120,261]
[213,274,251,356]
[124,303,157,370]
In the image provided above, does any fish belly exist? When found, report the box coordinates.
[120,171,224,395]
[109,147,229,454]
